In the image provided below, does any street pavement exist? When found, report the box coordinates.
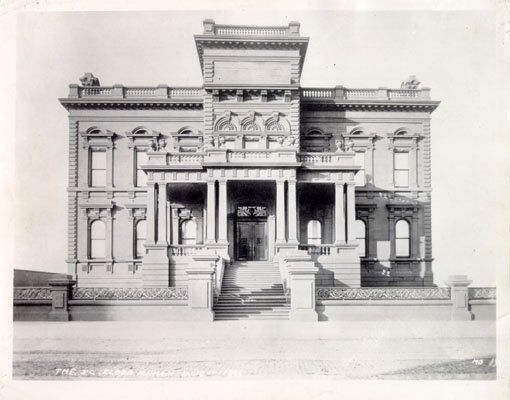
[12,320,496,380]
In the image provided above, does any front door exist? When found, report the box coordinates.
[237,221,267,261]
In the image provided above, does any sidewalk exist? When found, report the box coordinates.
[12,320,496,380]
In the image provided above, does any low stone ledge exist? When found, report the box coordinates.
[13,287,52,300]
[317,299,452,306]
[69,300,188,306]
[316,287,451,301]
[468,287,496,300]
[72,287,188,301]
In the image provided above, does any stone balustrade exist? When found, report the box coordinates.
[227,150,273,161]
[68,85,203,99]
[167,153,205,165]
[301,86,431,100]
[149,150,355,168]
[298,244,334,256]
[170,245,205,256]
[69,85,430,101]
[203,19,301,37]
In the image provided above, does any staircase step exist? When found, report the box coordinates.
[215,261,287,321]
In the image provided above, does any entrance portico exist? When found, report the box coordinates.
[141,162,361,287]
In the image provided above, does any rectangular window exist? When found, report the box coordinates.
[394,152,409,188]
[136,150,147,187]
[354,151,366,187]
[90,150,106,187]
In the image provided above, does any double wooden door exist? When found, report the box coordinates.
[236,221,267,261]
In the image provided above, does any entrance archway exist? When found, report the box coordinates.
[235,205,268,261]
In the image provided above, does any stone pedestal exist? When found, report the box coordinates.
[446,275,473,321]
[205,149,227,163]
[186,253,218,321]
[325,244,361,287]
[142,244,170,287]
[48,279,76,321]
[284,250,318,322]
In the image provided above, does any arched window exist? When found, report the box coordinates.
[90,220,106,259]
[135,220,147,259]
[181,219,197,245]
[355,219,367,257]
[395,219,410,257]
[307,220,322,245]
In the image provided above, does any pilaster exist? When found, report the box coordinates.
[276,179,286,244]
[206,180,216,243]
[287,180,298,244]
[217,179,228,244]
[334,182,346,244]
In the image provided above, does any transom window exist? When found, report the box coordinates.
[395,219,410,257]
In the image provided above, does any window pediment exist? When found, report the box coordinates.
[387,127,421,150]
[125,128,161,149]
[79,201,115,219]
[80,127,115,149]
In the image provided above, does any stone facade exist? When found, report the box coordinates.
[59,20,439,290]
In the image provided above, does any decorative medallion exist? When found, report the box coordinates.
[237,206,268,217]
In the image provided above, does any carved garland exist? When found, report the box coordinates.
[316,287,451,300]
[13,287,52,300]
[72,287,188,300]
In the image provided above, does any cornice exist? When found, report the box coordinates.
[194,35,309,76]
[301,101,440,113]
[59,99,203,111]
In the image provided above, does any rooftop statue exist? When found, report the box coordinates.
[401,75,420,90]
[80,72,100,87]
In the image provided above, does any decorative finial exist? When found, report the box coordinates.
[80,72,100,87]
[401,75,420,90]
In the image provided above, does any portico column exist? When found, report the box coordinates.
[334,182,346,244]
[346,182,357,243]
[276,180,286,244]
[157,182,168,245]
[287,180,298,244]
[146,183,156,244]
[218,179,228,244]
[206,180,216,243]
[171,207,179,245]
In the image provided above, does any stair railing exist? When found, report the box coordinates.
[214,257,225,303]
[276,255,291,303]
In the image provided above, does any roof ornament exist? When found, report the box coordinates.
[80,73,100,87]
[401,75,420,90]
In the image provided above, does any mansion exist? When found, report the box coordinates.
[59,20,439,318]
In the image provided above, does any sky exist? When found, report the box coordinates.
[7,8,509,287]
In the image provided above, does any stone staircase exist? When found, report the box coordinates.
[214,261,289,320]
